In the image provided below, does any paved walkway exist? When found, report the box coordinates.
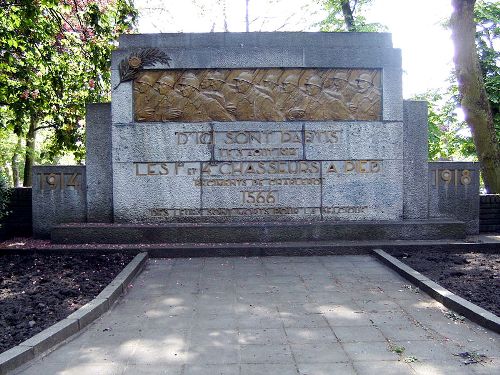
[14,256,499,375]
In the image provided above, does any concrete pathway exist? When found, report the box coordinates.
[13,256,499,375]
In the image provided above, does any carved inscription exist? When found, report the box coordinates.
[134,68,382,122]
[134,159,383,219]
[431,169,472,187]
[38,173,82,191]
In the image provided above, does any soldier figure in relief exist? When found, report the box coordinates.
[323,71,356,103]
[350,73,381,121]
[200,71,239,116]
[155,74,185,121]
[277,73,308,120]
[303,75,353,121]
[176,73,234,122]
[233,71,285,121]
[134,73,162,121]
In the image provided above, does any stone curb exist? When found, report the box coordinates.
[372,249,500,334]
[0,252,148,375]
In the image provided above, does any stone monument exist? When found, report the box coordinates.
[32,33,479,241]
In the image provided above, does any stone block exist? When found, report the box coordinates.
[304,122,403,160]
[112,122,212,162]
[67,298,109,330]
[303,47,401,68]
[117,32,393,50]
[119,33,191,48]
[86,103,113,222]
[403,101,429,219]
[0,345,34,374]
[382,68,404,121]
[428,162,480,234]
[111,47,304,70]
[112,161,201,223]
[19,318,79,355]
[111,69,133,123]
[322,159,403,220]
[32,166,86,238]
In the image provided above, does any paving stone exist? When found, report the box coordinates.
[240,344,293,364]
[409,360,478,375]
[238,328,288,345]
[343,341,400,361]
[122,364,183,374]
[184,364,240,375]
[284,327,338,344]
[352,360,416,374]
[240,363,298,375]
[290,342,349,364]
[298,362,357,375]
[13,257,499,375]
[333,325,386,342]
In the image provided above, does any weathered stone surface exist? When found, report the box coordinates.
[110,32,407,224]
[112,122,212,162]
[403,101,429,219]
[428,162,480,234]
[113,161,201,223]
[322,159,403,220]
[304,122,403,160]
[118,32,394,49]
[32,166,86,238]
[86,103,113,222]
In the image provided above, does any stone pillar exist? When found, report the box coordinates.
[32,166,86,238]
[86,103,113,222]
[428,162,480,234]
[403,100,429,219]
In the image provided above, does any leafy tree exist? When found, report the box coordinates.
[317,0,386,32]
[451,0,500,193]
[0,170,11,223]
[0,0,137,186]
[413,87,476,161]
[475,0,499,140]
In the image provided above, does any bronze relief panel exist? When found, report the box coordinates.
[133,68,382,122]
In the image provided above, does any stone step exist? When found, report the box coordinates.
[5,238,499,258]
[51,219,466,244]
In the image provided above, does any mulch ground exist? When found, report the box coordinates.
[0,252,134,354]
[390,250,500,317]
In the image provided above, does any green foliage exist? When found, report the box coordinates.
[0,0,137,169]
[475,0,500,139]
[0,171,11,222]
[413,86,476,161]
[316,0,386,32]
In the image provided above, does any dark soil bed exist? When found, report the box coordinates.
[390,250,500,317]
[0,253,134,354]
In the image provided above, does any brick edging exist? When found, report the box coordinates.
[372,249,499,334]
[0,252,148,374]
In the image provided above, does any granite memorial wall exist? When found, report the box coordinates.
[31,33,479,238]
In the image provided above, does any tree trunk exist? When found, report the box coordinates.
[11,135,21,187]
[245,0,249,32]
[22,114,36,187]
[451,0,500,193]
[341,0,356,31]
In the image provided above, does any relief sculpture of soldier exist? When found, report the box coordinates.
[133,69,381,122]
[276,73,308,120]
[155,75,185,121]
[134,73,162,121]
[233,71,285,121]
[349,73,381,121]
[200,71,238,116]
[175,73,234,122]
[323,71,356,103]
[303,75,353,121]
